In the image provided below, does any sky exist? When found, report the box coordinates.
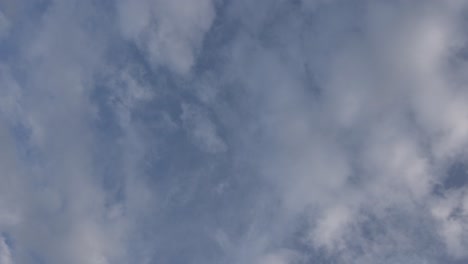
[1,0,468,263]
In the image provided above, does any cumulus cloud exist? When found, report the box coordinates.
[2,0,468,264]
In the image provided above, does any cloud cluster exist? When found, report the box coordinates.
[1,0,468,264]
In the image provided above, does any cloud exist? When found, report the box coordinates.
[2,0,468,264]
[0,235,13,264]
[116,0,216,75]
[180,103,227,153]
[210,0,468,262]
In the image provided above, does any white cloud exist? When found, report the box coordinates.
[2,0,468,263]
[0,236,13,264]
[117,0,215,75]
[214,0,468,262]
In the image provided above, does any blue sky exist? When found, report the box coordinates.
[1,0,468,263]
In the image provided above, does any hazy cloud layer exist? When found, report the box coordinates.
[1,0,468,263]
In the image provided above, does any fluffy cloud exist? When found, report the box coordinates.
[117,0,215,75]
[1,0,468,264]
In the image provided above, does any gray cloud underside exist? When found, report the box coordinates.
[1,0,468,263]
